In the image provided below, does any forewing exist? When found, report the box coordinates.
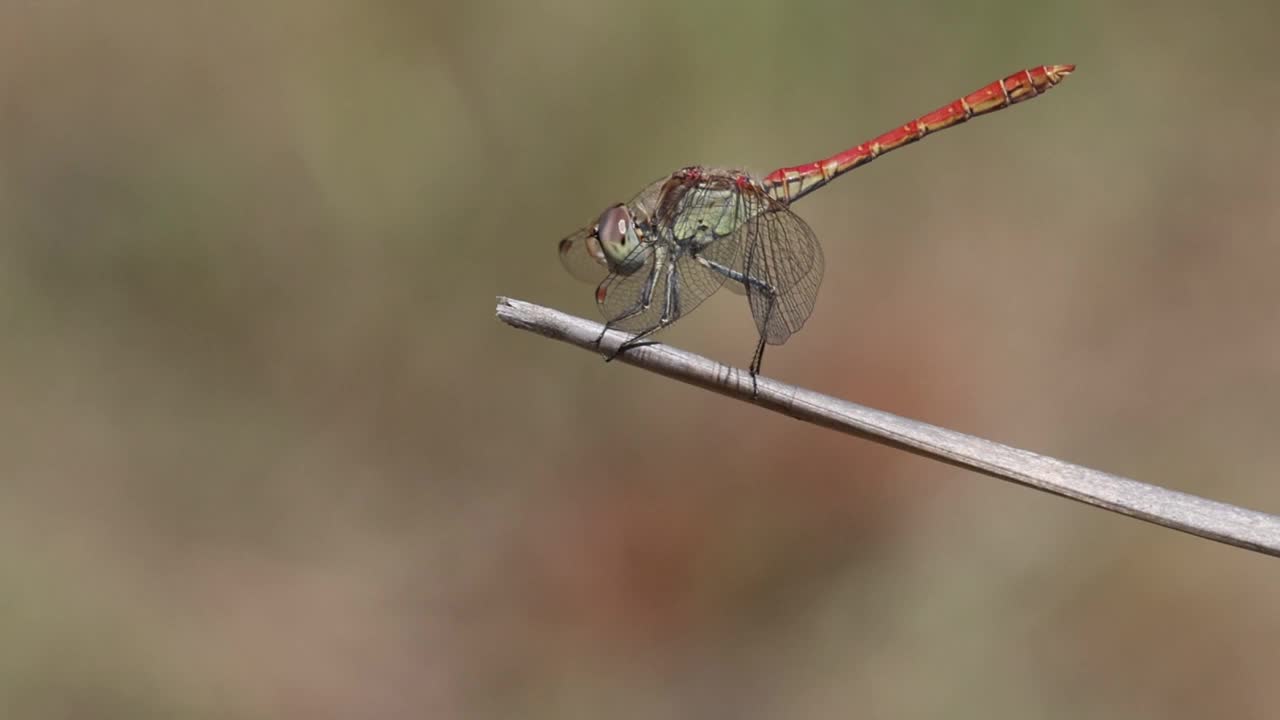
[720,274,748,295]
[558,224,608,284]
[594,244,666,332]
[739,198,825,345]
[626,175,669,221]
[557,175,669,285]
[594,245,733,336]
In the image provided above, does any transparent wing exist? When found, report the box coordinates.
[595,242,731,334]
[594,243,665,332]
[738,193,825,346]
[626,175,669,221]
[669,249,733,320]
[721,275,748,295]
[558,224,608,284]
[556,175,669,285]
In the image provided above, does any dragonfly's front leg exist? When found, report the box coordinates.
[595,249,681,362]
[594,255,661,354]
[612,256,681,359]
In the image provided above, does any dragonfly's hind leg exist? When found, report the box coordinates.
[695,254,778,398]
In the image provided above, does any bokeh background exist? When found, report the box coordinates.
[2,1,1279,718]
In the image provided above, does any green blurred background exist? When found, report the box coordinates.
[2,1,1279,718]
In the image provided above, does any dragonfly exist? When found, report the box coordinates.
[558,64,1074,391]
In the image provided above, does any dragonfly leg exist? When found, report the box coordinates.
[695,256,773,296]
[695,255,778,398]
[605,257,681,362]
[594,255,662,353]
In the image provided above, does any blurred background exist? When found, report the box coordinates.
[2,1,1279,718]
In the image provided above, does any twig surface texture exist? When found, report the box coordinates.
[497,296,1280,558]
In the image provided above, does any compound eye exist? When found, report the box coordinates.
[595,205,642,272]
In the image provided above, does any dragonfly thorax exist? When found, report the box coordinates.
[663,179,751,251]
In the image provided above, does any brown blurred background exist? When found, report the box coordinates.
[2,1,1279,718]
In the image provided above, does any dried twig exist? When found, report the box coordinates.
[496,296,1280,558]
